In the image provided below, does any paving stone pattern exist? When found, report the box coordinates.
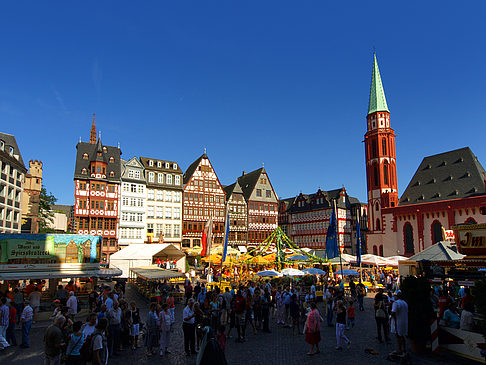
[0,284,470,365]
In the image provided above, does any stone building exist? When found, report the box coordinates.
[140,157,183,247]
[182,153,226,249]
[0,132,26,233]
[21,160,43,233]
[118,157,147,246]
[363,55,486,256]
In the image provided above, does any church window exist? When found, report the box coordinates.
[404,223,415,255]
[109,157,114,163]
[376,218,381,231]
[373,245,378,255]
[379,245,384,256]
[431,221,444,243]
[372,140,377,158]
[373,165,379,186]
[83,153,88,160]
[383,162,389,185]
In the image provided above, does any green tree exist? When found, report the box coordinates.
[38,186,57,233]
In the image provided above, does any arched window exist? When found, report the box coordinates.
[109,157,115,163]
[382,138,387,155]
[373,165,379,186]
[379,245,384,256]
[376,218,381,231]
[375,202,380,211]
[383,162,389,185]
[431,220,444,243]
[81,168,87,175]
[373,245,378,255]
[404,223,415,255]
[465,217,477,224]
[372,140,377,158]
[109,171,115,177]
[83,153,88,160]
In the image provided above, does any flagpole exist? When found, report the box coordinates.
[208,212,213,283]
[334,200,344,280]
[358,208,363,282]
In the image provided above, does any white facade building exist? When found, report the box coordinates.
[118,157,147,246]
[0,133,26,233]
[140,157,183,248]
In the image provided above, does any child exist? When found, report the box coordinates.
[217,325,226,352]
[346,300,355,329]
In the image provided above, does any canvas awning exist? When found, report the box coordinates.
[110,244,185,261]
[129,266,185,281]
[0,268,121,281]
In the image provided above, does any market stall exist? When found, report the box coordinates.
[109,243,186,278]
[129,265,186,302]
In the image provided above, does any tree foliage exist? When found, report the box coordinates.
[38,186,57,233]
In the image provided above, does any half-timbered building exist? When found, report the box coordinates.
[182,153,226,249]
[224,181,248,248]
[73,115,121,261]
[237,167,278,246]
[282,187,366,254]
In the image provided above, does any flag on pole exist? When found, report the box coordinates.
[222,208,229,263]
[325,207,338,259]
[356,219,362,266]
[201,217,213,257]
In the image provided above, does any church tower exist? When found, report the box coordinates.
[364,54,398,233]
[89,113,97,144]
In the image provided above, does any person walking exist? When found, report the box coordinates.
[159,303,171,356]
[106,301,122,357]
[66,291,78,320]
[356,280,366,311]
[13,288,24,323]
[145,303,159,356]
[6,301,17,346]
[65,320,86,365]
[304,302,321,355]
[261,289,271,333]
[28,287,42,322]
[374,289,390,343]
[0,297,10,347]
[346,300,355,329]
[390,291,408,355]
[20,300,33,348]
[335,301,351,350]
[325,287,334,327]
[43,315,66,364]
[128,302,140,349]
[182,298,197,356]
[91,318,109,365]
[289,294,301,335]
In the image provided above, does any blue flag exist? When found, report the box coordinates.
[326,208,338,259]
[222,209,230,263]
[356,219,362,266]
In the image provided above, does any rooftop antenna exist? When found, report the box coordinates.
[204,147,207,154]
[118,142,120,149]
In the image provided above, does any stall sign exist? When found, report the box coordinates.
[452,224,486,256]
[444,230,455,240]
[0,233,101,265]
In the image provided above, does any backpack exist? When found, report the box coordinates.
[80,332,101,362]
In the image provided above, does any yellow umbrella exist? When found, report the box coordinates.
[212,246,240,255]
[186,246,202,255]
[201,254,222,263]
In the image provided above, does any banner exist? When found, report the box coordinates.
[0,234,101,264]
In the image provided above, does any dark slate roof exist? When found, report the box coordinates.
[286,187,361,213]
[223,181,244,201]
[399,147,486,205]
[0,132,27,172]
[237,167,264,201]
[74,140,121,182]
[183,154,206,185]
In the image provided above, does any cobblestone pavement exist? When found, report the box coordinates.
[1,284,470,365]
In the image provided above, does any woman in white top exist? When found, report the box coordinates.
[159,304,171,356]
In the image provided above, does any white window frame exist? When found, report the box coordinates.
[148,172,154,183]
[174,175,180,185]
[166,175,172,184]
[158,173,163,184]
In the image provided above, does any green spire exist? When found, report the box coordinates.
[368,53,389,115]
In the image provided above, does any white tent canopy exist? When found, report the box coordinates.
[110,244,186,278]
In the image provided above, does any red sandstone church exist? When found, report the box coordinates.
[365,55,486,257]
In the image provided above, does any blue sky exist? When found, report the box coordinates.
[1,1,485,204]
